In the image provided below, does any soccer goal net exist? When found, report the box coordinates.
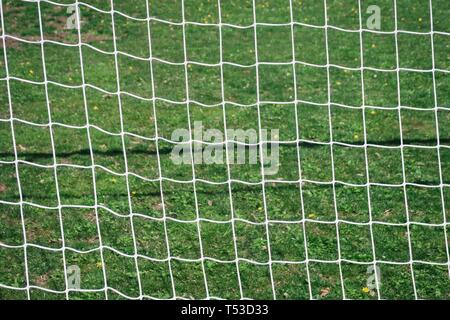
[0,0,449,300]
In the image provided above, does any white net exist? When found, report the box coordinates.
[0,0,449,300]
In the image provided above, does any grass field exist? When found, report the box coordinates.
[0,0,449,300]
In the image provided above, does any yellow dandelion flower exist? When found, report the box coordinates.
[362,287,370,293]
[308,213,317,219]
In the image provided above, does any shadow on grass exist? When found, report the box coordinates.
[3,137,449,161]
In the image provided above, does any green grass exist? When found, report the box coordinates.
[0,0,449,300]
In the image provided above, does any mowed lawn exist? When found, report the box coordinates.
[0,0,450,300]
